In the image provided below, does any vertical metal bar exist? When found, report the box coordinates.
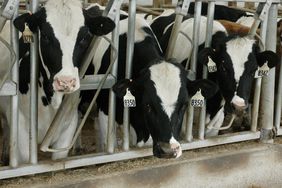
[275,58,282,131]
[185,1,201,142]
[190,1,201,73]
[165,0,190,59]
[198,2,215,140]
[9,3,19,168]
[165,14,183,59]
[29,0,39,164]
[123,0,136,151]
[251,17,268,132]
[107,9,120,154]
[259,4,277,143]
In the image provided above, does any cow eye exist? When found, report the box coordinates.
[146,104,152,112]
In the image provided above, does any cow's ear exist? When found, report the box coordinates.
[256,50,280,68]
[198,47,216,65]
[13,12,41,33]
[83,9,115,36]
[187,79,219,99]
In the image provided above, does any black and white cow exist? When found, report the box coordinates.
[198,32,280,136]
[151,14,279,136]
[150,2,248,44]
[0,0,114,164]
[81,4,218,158]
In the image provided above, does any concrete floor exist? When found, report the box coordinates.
[32,143,282,188]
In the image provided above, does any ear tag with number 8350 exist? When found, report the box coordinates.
[207,56,217,73]
[123,88,136,107]
[191,89,205,107]
[255,62,269,78]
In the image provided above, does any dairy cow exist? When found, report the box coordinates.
[198,32,279,136]
[150,2,248,44]
[81,4,218,158]
[151,14,279,136]
[0,0,114,164]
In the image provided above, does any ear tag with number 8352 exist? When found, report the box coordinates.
[123,88,136,107]
[191,89,205,107]
[255,62,269,78]
[207,56,217,73]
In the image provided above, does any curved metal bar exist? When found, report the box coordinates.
[0,35,16,88]
[207,114,236,131]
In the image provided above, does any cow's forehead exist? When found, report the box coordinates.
[149,61,182,119]
[45,0,84,41]
[226,37,255,82]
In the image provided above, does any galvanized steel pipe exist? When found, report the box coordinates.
[9,3,19,168]
[123,0,136,151]
[185,1,201,142]
[29,0,39,164]
[107,7,121,154]
[198,2,215,140]
[251,18,268,132]
[259,4,277,143]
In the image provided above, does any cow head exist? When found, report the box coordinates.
[199,31,279,114]
[14,0,114,107]
[113,61,218,158]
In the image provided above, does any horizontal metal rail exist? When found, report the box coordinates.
[0,0,281,181]
[80,74,116,90]
[0,131,260,179]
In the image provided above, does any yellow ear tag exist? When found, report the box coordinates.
[191,89,205,108]
[255,62,270,78]
[123,88,136,107]
[23,23,34,43]
[207,56,217,73]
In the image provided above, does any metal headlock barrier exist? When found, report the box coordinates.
[0,0,281,180]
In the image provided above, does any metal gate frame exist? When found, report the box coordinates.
[0,0,281,180]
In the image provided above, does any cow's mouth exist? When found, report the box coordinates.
[53,77,79,93]
[153,142,182,159]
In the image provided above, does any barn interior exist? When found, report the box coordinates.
[0,0,282,187]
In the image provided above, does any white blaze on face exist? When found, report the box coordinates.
[226,37,255,83]
[45,0,84,91]
[149,61,181,119]
[169,136,182,158]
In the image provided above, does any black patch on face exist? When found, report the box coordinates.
[41,96,50,106]
[73,26,93,68]
[236,45,258,102]
[39,20,63,78]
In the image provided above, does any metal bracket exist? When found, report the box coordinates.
[256,0,273,21]
[107,0,124,21]
[175,0,191,16]
[260,128,275,144]
[248,0,273,37]
[1,0,19,19]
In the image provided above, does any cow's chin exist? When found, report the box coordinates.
[51,92,64,109]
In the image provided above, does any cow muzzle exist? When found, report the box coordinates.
[53,76,78,93]
[231,95,248,113]
[153,141,182,159]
